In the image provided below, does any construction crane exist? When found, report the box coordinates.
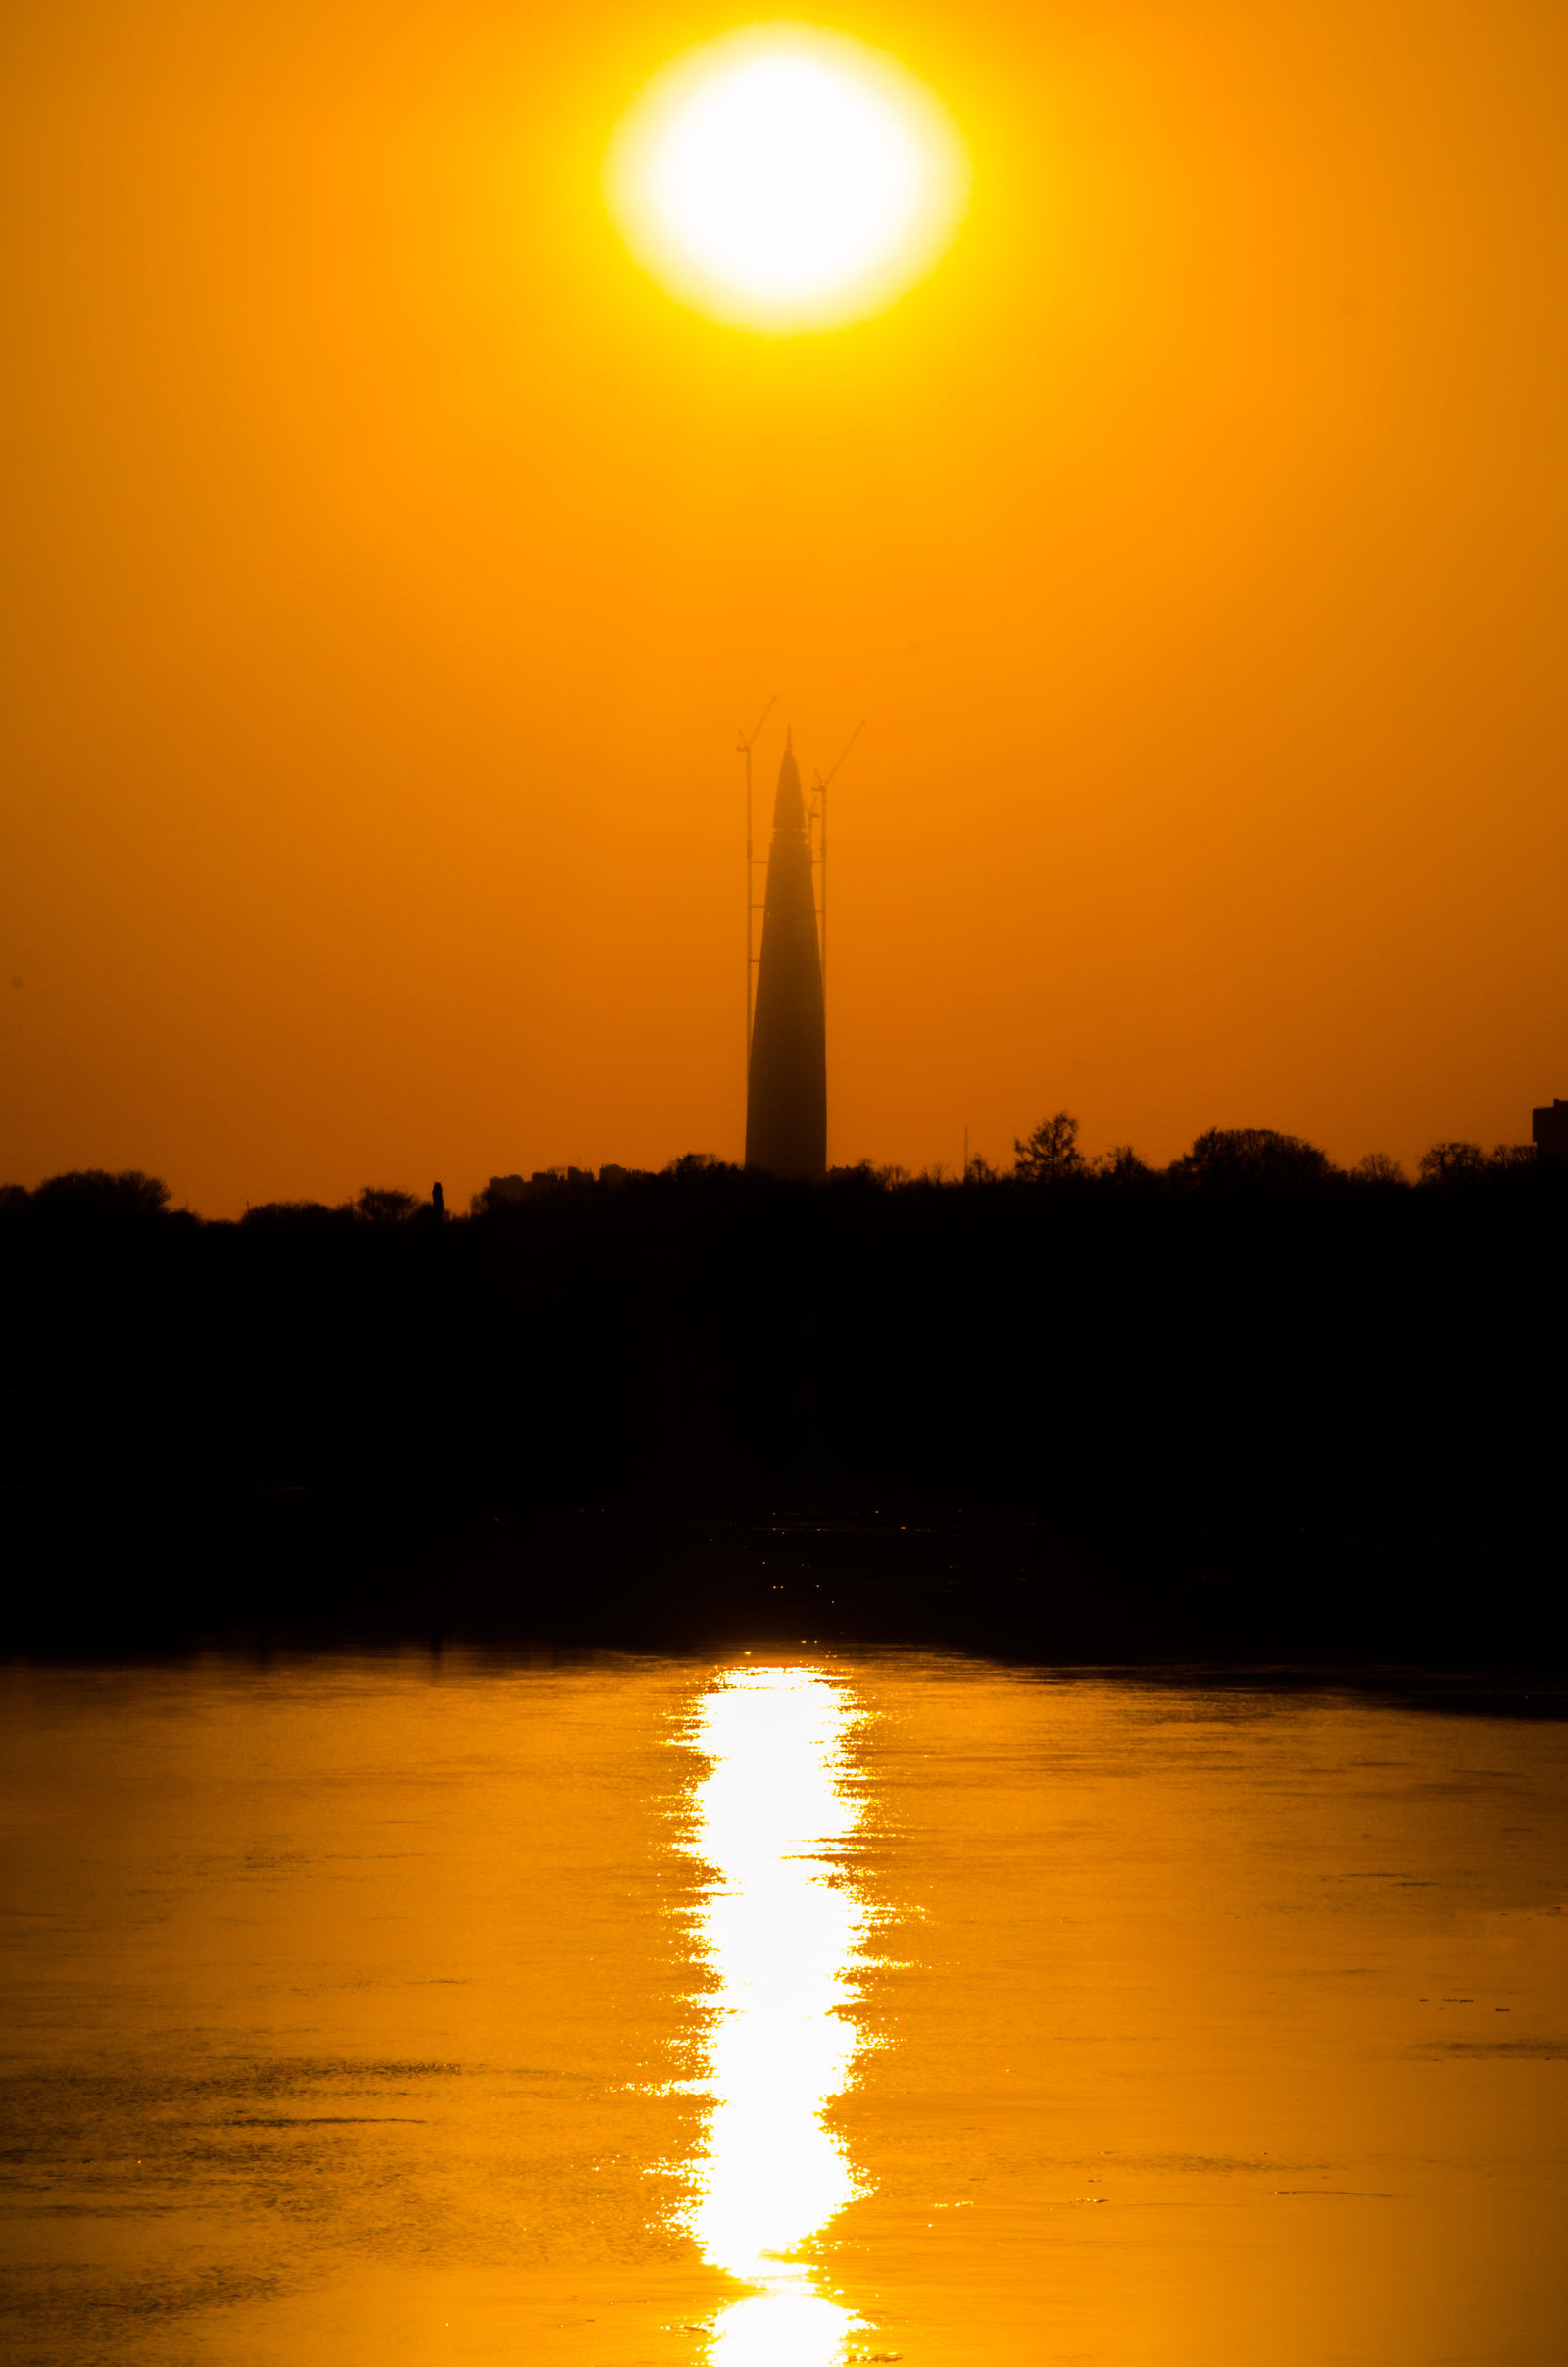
[736,698,775,1072]
[809,721,864,1017]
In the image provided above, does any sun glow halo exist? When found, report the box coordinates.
[608,25,968,332]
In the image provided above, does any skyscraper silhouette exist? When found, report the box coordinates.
[746,732,826,1180]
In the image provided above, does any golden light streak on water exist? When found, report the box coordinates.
[4,1657,1567,2363]
[680,1666,872,2366]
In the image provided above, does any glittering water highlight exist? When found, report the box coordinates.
[680,1668,872,2365]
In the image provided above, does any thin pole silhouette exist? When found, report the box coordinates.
[737,699,775,1076]
[810,722,864,1004]
[809,722,864,1164]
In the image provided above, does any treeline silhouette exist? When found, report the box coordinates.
[2,1122,1564,1665]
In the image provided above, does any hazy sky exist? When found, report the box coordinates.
[4,0,1566,1212]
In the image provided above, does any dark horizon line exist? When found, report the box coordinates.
[3,1109,1566,1225]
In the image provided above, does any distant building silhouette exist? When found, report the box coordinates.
[1532,1100,1568,1162]
[745,732,826,1181]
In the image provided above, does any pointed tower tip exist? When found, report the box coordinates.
[785,723,793,751]
[771,732,805,833]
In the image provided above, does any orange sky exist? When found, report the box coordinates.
[3,0,1567,1212]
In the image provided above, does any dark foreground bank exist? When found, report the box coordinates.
[2,1149,1564,1662]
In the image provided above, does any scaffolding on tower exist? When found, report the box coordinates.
[736,697,775,1073]
[807,721,864,1039]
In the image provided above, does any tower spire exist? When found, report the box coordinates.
[745,736,826,1180]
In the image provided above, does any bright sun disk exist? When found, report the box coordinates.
[607,25,968,332]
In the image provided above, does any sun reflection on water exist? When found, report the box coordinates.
[681,1665,873,2366]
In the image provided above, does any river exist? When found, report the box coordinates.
[2,1652,1564,2364]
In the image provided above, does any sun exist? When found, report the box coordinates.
[606,24,969,333]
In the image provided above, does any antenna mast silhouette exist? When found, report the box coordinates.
[736,698,775,1074]
[809,720,864,1024]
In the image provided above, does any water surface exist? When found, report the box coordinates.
[2,1652,1565,2365]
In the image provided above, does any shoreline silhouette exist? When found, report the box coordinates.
[3,1119,1564,1668]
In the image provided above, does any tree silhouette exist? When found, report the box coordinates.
[355,1186,419,1224]
[1090,1145,1153,1185]
[1417,1142,1489,1185]
[1170,1128,1338,1188]
[241,1199,348,1225]
[31,1168,172,1217]
[1013,1111,1084,1182]
[2,1136,1566,1664]
[1351,1153,1408,1186]
[1418,1141,1535,1185]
